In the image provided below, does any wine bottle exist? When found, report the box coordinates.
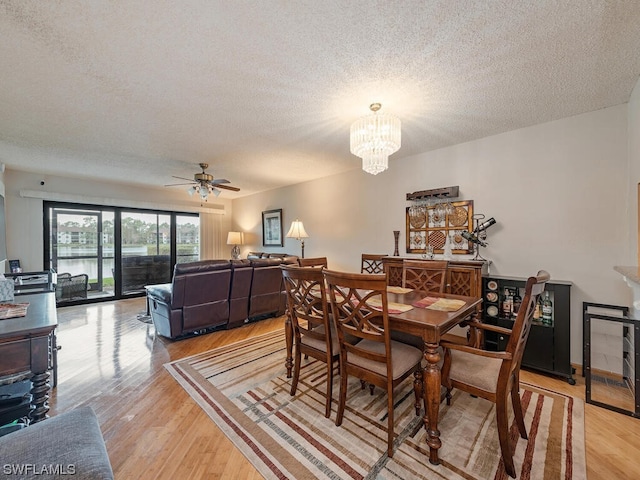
[473,217,496,233]
[533,297,541,320]
[542,291,553,325]
[512,290,522,317]
[461,230,487,247]
[502,288,512,317]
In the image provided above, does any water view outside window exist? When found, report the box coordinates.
[50,208,115,301]
[121,211,171,295]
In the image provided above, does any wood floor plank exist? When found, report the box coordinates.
[47,297,639,479]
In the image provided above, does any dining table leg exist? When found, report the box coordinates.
[422,342,442,465]
[284,310,293,378]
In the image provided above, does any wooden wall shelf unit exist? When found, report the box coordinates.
[482,274,575,384]
[382,257,487,297]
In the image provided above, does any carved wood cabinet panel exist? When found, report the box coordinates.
[382,257,484,297]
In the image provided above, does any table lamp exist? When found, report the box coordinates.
[226,231,243,260]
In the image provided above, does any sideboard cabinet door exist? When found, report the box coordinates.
[446,264,481,297]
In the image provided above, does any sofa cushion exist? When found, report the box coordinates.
[250,258,283,267]
[174,259,231,275]
[0,406,114,479]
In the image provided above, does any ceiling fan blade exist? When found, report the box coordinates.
[164,182,196,187]
[216,184,240,192]
[172,175,196,182]
[210,178,230,185]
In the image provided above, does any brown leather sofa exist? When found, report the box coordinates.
[146,255,298,339]
[228,259,253,329]
[146,260,232,339]
[248,257,290,320]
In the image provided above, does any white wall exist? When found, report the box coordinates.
[233,104,632,365]
[629,77,640,264]
[3,170,233,271]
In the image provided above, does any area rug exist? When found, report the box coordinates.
[165,330,586,480]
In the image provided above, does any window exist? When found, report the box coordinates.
[44,202,199,304]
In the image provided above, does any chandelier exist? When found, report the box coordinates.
[350,103,401,175]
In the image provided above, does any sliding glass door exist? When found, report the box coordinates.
[45,202,199,305]
[48,206,116,302]
[120,211,171,296]
[176,214,200,264]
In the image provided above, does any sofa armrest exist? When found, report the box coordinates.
[145,283,172,304]
[0,406,114,479]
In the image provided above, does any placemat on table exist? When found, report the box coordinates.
[386,286,413,294]
[412,296,465,312]
[366,298,413,313]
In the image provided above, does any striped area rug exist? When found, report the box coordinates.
[165,330,586,480]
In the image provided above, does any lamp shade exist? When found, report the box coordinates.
[226,231,243,245]
[286,220,309,240]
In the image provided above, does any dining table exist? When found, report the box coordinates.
[283,286,482,466]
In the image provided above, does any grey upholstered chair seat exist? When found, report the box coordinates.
[0,406,113,479]
[347,339,423,380]
[448,349,502,393]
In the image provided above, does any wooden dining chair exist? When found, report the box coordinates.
[281,265,337,418]
[440,270,550,478]
[323,269,423,458]
[297,257,328,268]
[402,259,448,293]
[360,254,386,274]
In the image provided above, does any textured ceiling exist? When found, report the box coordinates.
[1,1,640,198]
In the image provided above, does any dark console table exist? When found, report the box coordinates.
[481,275,575,384]
[0,292,57,423]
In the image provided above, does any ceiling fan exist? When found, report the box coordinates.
[165,163,240,200]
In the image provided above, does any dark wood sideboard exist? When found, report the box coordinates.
[0,292,57,423]
[382,257,487,297]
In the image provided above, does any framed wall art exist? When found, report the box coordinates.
[262,209,284,246]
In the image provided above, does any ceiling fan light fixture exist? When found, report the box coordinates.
[350,103,401,175]
[166,163,240,200]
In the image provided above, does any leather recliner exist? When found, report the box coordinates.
[146,260,232,339]
[248,256,297,319]
[228,259,253,329]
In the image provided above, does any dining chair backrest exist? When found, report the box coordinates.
[297,257,328,268]
[281,265,331,349]
[402,259,448,293]
[281,264,337,418]
[360,254,386,274]
[323,270,391,374]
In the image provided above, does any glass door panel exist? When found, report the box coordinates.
[176,214,200,264]
[49,207,115,304]
[120,211,172,295]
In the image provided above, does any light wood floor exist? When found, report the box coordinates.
[48,297,639,480]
